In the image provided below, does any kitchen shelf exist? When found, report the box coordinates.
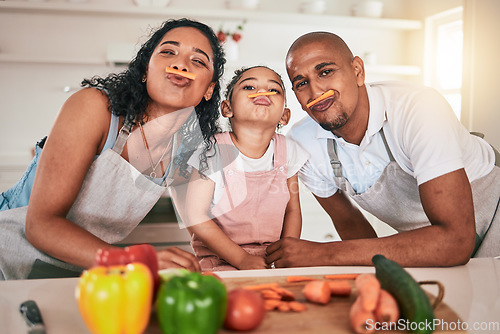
[0,54,421,76]
[0,54,104,66]
[0,2,423,76]
[365,64,421,76]
[226,59,421,76]
[0,1,422,30]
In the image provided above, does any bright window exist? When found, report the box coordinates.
[424,7,463,119]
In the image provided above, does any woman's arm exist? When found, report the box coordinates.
[185,170,267,270]
[26,88,203,272]
[280,173,302,238]
[25,88,116,268]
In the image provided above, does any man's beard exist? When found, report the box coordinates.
[319,112,349,132]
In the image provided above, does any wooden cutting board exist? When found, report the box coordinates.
[147,274,464,334]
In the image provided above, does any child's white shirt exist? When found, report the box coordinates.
[187,134,309,206]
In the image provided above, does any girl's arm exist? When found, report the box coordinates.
[281,173,302,238]
[185,169,267,270]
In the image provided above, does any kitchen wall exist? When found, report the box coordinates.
[3,0,496,242]
[461,0,500,150]
[0,0,437,183]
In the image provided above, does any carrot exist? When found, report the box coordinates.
[270,286,295,301]
[302,280,331,305]
[355,274,381,312]
[286,276,318,283]
[327,280,352,297]
[165,67,197,80]
[306,90,334,108]
[277,301,291,312]
[248,91,277,98]
[324,273,361,280]
[264,300,306,312]
[264,299,281,311]
[288,301,307,312]
[243,282,280,291]
[350,296,376,334]
[375,289,400,323]
[260,289,282,300]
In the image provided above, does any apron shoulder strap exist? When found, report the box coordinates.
[272,133,287,169]
[214,132,238,210]
[215,132,238,171]
[112,118,134,154]
[327,127,394,192]
[327,138,343,178]
[327,138,346,191]
[380,127,396,162]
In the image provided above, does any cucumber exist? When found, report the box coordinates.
[372,254,435,334]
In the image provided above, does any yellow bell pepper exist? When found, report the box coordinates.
[75,263,153,334]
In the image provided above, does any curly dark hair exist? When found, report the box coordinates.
[82,18,225,178]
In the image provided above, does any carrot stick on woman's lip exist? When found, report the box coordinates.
[165,67,197,80]
[248,92,277,98]
[306,90,334,108]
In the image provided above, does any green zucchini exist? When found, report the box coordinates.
[372,254,435,334]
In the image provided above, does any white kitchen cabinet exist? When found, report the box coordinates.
[113,196,194,253]
[298,181,397,243]
[299,183,340,242]
[0,1,422,29]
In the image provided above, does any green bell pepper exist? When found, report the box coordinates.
[156,272,227,334]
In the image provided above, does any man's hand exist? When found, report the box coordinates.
[157,247,201,272]
[266,237,330,268]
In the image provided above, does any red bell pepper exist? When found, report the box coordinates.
[95,244,160,294]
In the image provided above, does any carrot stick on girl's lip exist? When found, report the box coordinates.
[248,91,277,98]
[306,90,334,108]
[165,67,197,80]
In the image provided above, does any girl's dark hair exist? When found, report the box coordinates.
[224,65,287,130]
[225,65,285,102]
[82,18,225,177]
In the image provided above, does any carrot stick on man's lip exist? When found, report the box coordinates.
[248,91,277,98]
[306,90,334,108]
[165,67,197,80]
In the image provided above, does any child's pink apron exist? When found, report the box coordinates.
[191,132,290,271]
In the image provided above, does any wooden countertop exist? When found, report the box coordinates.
[1,258,499,333]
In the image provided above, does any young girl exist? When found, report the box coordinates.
[0,18,225,279]
[182,66,309,271]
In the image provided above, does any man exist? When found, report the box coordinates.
[266,32,500,267]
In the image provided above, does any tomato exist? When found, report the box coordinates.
[224,289,266,331]
[217,31,227,43]
[232,33,242,42]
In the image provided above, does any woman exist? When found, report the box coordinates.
[0,18,225,279]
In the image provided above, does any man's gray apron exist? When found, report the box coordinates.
[328,127,500,257]
[0,120,169,279]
